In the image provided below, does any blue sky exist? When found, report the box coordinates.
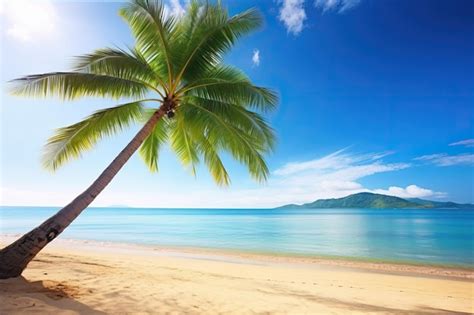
[0,0,473,207]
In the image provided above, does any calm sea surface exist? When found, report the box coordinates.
[1,206,473,267]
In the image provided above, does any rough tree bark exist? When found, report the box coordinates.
[0,108,165,279]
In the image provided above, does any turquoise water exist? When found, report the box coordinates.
[1,206,473,267]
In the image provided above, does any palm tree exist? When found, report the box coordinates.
[0,0,277,279]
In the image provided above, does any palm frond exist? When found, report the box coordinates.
[119,0,178,85]
[11,72,148,100]
[169,112,199,174]
[74,47,167,91]
[42,101,144,170]
[182,101,271,182]
[186,95,276,149]
[175,2,262,83]
[180,65,278,112]
[139,110,169,172]
[192,132,230,186]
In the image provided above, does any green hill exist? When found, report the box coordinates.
[407,198,474,209]
[278,192,473,209]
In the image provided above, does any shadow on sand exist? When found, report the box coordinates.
[258,287,472,315]
[0,276,105,314]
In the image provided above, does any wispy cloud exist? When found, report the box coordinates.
[415,153,474,166]
[252,49,260,66]
[449,139,474,148]
[274,148,349,176]
[274,149,397,176]
[0,0,59,42]
[278,0,307,35]
[315,0,361,13]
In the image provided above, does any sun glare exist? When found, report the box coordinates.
[1,0,58,42]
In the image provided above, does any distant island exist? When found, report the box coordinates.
[278,192,473,209]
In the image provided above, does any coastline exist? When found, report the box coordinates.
[2,234,473,280]
[1,236,473,314]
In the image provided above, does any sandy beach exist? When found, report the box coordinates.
[0,237,473,315]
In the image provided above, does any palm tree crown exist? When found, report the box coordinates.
[12,0,278,186]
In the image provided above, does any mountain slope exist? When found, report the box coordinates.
[278,192,473,209]
[407,198,474,209]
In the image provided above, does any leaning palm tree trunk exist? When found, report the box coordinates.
[0,109,164,279]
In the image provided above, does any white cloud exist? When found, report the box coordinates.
[315,0,361,13]
[450,139,474,148]
[278,0,307,35]
[374,185,445,199]
[0,0,59,42]
[415,153,474,166]
[1,149,442,208]
[247,149,413,206]
[252,49,260,66]
[164,0,186,18]
[276,0,362,35]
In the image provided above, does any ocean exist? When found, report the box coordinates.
[1,206,473,267]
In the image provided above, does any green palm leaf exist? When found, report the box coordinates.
[182,101,270,182]
[174,3,262,84]
[180,65,278,112]
[139,111,169,172]
[74,47,167,92]
[43,101,144,170]
[120,0,177,87]
[11,72,148,100]
[169,113,199,174]
[193,132,230,186]
[186,95,276,149]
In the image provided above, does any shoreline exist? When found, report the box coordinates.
[1,236,473,314]
[2,234,472,280]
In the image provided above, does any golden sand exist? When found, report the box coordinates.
[1,238,473,314]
